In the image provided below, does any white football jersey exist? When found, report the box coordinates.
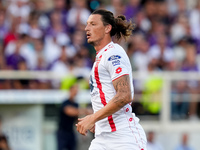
[89,41,135,135]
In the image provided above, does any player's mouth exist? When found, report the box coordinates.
[86,33,91,39]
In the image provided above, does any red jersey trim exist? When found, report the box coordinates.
[112,74,129,82]
[94,55,116,132]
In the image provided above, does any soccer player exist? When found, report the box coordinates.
[76,9,147,150]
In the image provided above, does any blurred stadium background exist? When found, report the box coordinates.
[0,0,200,150]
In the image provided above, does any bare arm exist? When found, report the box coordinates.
[64,105,79,117]
[76,75,132,135]
[92,74,132,122]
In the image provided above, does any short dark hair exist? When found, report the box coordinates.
[92,9,135,41]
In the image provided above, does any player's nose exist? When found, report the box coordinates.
[85,24,89,31]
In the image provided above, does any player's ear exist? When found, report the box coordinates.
[105,24,112,34]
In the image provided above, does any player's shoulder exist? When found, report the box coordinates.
[104,42,126,57]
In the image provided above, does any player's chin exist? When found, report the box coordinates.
[88,39,94,45]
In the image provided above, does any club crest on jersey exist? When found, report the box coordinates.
[108,55,121,61]
[112,60,120,66]
[115,67,122,74]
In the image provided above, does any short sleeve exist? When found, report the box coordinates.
[104,50,129,81]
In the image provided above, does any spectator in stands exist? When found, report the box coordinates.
[66,0,90,33]
[148,33,174,70]
[45,9,68,38]
[3,17,19,48]
[171,81,189,120]
[140,62,163,116]
[143,0,157,21]
[0,7,8,46]
[105,0,125,17]
[70,30,86,53]
[31,0,50,31]
[124,0,141,20]
[147,18,168,46]
[72,53,91,80]
[156,0,171,26]
[6,0,31,23]
[170,13,190,44]
[133,9,151,34]
[44,32,70,66]
[174,133,194,150]
[130,33,151,72]
[180,44,199,120]
[6,40,27,70]
[189,1,200,40]
[33,39,47,70]
[147,131,164,150]
[50,45,70,88]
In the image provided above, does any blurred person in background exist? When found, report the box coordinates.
[171,81,189,120]
[57,83,90,150]
[155,0,171,25]
[0,135,10,150]
[32,0,49,31]
[174,133,194,150]
[3,17,19,49]
[170,13,191,45]
[0,7,8,46]
[66,0,91,33]
[50,44,70,89]
[70,30,87,53]
[147,18,168,46]
[133,9,151,34]
[57,83,79,150]
[148,33,174,70]
[43,33,70,66]
[50,0,69,24]
[180,43,199,121]
[0,116,10,150]
[189,0,200,41]
[143,0,157,21]
[45,9,69,38]
[131,33,150,72]
[105,0,126,17]
[6,0,31,23]
[5,39,27,70]
[124,0,141,20]
[146,131,164,150]
[140,61,163,116]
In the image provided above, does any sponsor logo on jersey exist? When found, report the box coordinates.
[129,118,133,122]
[108,44,114,49]
[115,67,122,74]
[91,91,98,97]
[112,60,120,66]
[108,55,121,61]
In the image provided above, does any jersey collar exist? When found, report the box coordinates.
[96,41,114,57]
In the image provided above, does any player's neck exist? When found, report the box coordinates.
[95,37,112,53]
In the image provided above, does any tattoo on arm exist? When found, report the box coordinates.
[112,75,132,108]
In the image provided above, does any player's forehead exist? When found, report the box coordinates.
[87,14,102,24]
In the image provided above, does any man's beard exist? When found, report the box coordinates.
[88,39,101,47]
[88,40,95,46]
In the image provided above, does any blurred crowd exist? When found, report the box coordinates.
[0,0,199,119]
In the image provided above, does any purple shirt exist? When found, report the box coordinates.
[181,64,198,72]
[6,54,26,70]
[124,6,141,20]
